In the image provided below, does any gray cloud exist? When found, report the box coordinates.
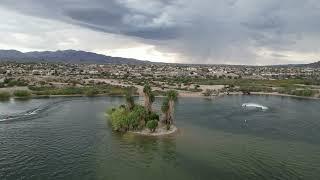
[1,0,320,64]
[0,0,180,40]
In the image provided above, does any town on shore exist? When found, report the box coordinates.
[0,62,320,100]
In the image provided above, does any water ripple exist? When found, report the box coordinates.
[0,100,69,122]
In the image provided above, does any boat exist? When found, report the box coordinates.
[242,103,268,110]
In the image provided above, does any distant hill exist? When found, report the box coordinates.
[0,49,151,64]
[306,61,320,68]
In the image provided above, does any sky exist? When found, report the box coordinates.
[0,0,320,65]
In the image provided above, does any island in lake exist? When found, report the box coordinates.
[107,84,179,136]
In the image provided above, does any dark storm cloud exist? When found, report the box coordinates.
[0,0,180,40]
[1,0,320,64]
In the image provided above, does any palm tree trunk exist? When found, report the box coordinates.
[144,95,153,112]
[148,102,152,112]
[168,100,174,125]
[166,111,170,124]
[144,94,149,110]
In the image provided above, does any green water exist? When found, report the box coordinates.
[0,95,320,180]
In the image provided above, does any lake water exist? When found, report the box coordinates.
[1,95,320,180]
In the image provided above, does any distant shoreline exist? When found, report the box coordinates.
[250,92,320,100]
[1,92,319,101]
[172,91,320,100]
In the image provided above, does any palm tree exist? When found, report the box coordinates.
[161,97,170,125]
[125,91,135,111]
[143,84,154,112]
[162,90,178,127]
[167,90,178,124]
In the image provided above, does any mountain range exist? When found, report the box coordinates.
[0,49,319,67]
[0,49,151,64]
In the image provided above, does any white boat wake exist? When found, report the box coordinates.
[242,103,268,110]
[0,100,68,122]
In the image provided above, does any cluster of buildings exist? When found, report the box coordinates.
[0,62,319,86]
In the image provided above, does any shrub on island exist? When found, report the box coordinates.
[107,104,157,132]
[146,120,158,132]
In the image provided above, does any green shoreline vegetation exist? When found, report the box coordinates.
[0,90,32,101]
[0,91,11,101]
[28,84,137,96]
[13,90,32,98]
[0,76,319,100]
[107,84,178,134]
[113,75,320,98]
[195,78,320,98]
[0,84,138,101]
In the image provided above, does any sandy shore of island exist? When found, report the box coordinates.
[129,125,178,137]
